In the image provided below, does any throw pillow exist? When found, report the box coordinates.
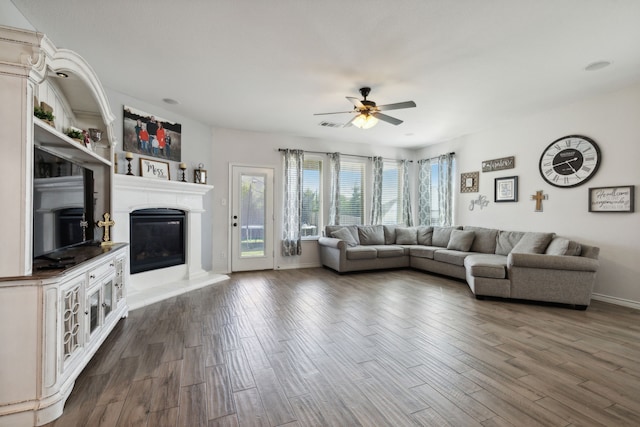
[545,237,570,255]
[511,232,555,254]
[331,228,358,247]
[383,225,397,245]
[395,227,418,245]
[357,225,384,245]
[432,226,460,247]
[417,226,433,245]
[447,230,475,252]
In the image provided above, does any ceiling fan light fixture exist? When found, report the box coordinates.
[352,113,378,129]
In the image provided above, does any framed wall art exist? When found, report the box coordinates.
[589,185,635,212]
[123,105,182,162]
[140,158,170,180]
[494,176,518,202]
[460,171,479,193]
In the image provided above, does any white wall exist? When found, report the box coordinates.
[415,82,640,307]
[209,127,413,273]
[105,88,215,270]
[0,0,34,30]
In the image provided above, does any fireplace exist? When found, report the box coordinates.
[130,208,186,274]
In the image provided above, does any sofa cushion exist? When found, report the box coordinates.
[383,225,397,245]
[375,246,406,258]
[512,232,555,254]
[495,230,525,255]
[545,237,582,256]
[447,230,475,252]
[545,237,568,255]
[395,227,418,245]
[357,225,385,245]
[330,227,358,247]
[464,254,507,279]
[433,249,473,266]
[417,226,434,245]
[408,245,439,259]
[464,226,499,254]
[432,226,461,247]
[346,246,377,260]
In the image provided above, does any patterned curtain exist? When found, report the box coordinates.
[328,152,341,225]
[370,156,383,224]
[401,159,413,226]
[417,159,432,225]
[437,153,455,226]
[282,149,304,256]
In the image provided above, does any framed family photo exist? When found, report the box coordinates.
[123,105,182,162]
[495,176,518,202]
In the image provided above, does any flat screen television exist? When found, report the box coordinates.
[33,147,95,260]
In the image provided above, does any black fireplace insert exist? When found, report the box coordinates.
[130,208,186,274]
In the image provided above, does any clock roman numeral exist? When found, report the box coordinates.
[585,156,595,162]
[543,162,551,167]
[565,140,572,147]
[583,166,591,172]
[564,177,570,184]
[554,144,561,151]
[553,175,560,182]
[545,169,553,176]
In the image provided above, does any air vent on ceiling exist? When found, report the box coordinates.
[319,121,343,128]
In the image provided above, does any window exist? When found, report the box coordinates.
[301,158,321,238]
[339,159,365,225]
[381,161,402,224]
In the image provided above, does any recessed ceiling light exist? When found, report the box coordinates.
[56,72,69,78]
[584,61,612,71]
[162,98,180,105]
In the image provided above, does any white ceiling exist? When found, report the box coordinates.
[11,0,640,148]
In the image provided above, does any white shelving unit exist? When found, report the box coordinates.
[0,25,128,427]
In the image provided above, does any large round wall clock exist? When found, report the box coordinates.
[538,135,601,188]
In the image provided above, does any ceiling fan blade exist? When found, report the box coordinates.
[343,115,358,128]
[376,101,416,111]
[313,110,356,116]
[373,112,403,125]
[346,96,365,109]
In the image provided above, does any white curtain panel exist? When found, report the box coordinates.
[328,152,341,225]
[417,159,432,225]
[401,159,413,226]
[370,156,383,224]
[282,149,304,256]
[437,153,455,226]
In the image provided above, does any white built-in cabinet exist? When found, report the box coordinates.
[0,25,128,426]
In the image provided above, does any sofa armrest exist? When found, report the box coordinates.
[507,252,598,272]
[318,237,347,250]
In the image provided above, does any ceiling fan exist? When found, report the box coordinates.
[314,87,416,129]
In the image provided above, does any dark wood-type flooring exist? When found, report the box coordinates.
[45,268,640,426]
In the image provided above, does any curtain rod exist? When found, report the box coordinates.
[278,148,415,162]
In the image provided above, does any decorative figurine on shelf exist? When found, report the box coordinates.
[125,152,134,175]
[194,163,207,184]
[96,212,115,247]
[179,162,187,182]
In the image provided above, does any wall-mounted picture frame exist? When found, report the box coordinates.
[194,169,207,184]
[140,158,170,180]
[482,156,515,172]
[589,185,635,212]
[460,171,479,193]
[123,105,182,162]
[494,176,518,202]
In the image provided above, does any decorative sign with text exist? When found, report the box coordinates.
[589,186,635,212]
[482,156,515,172]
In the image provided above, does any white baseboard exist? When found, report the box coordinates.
[276,262,322,270]
[592,293,640,311]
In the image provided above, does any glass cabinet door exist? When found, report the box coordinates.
[89,288,100,334]
[103,279,113,318]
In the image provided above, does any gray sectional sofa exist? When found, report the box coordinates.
[318,224,600,309]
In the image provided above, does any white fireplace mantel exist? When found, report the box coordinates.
[113,174,228,309]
